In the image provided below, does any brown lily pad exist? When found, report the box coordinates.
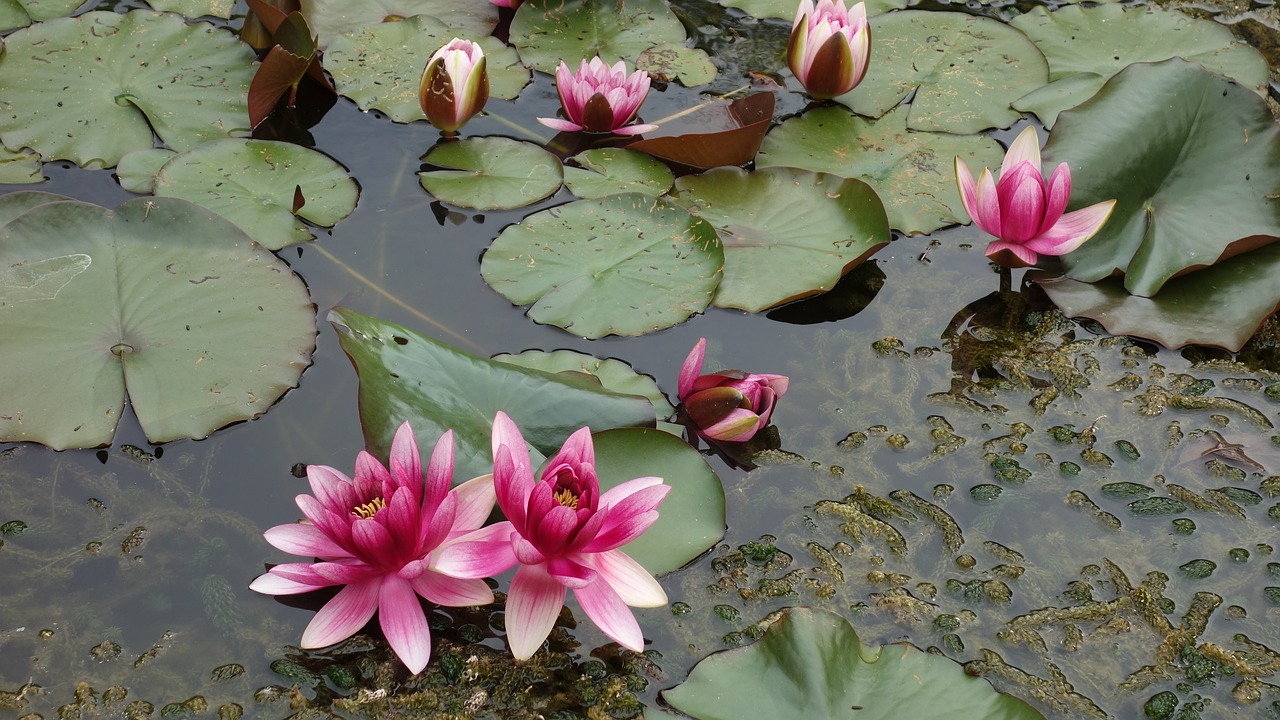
[625,92,775,171]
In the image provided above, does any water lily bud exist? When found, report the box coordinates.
[419,38,489,133]
[788,0,871,100]
[537,57,658,136]
[677,338,789,443]
[955,126,1117,268]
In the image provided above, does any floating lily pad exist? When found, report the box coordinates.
[593,428,725,575]
[626,92,775,171]
[1011,5,1268,127]
[493,349,676,421]
[512,0,715,87]
[757,104,1004,235]
[839,11,1048,133]
[718,0,908,19]
[0,146,43,185]
[636,46,717,88]
[302,0,498,49]
[0,197,316,449]
[419,137,562,211]
[563,148,674,200]
[117,150,179,195]
[0,0,82,32]
[1044,60,1280,298]
[663,607,1044,719]
[150,139,359,250]
[145,0,236,19]
[324,14,529,123]
[1038,245,1280,351]
[0,11,255,169]
[0,191,71,226]
[328,307,657,480]
[480,194,724,338]
[669,167,889,312]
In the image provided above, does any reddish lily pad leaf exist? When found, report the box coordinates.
[0,11,255,169]
[669,166,890,312]
[1044,60,1280,298]
[480,194,724,338]
[328,307,657,480]
[1037,244,1280,351]
[249,17,318,129]
[0,197,315,449]
[664,607,1045,720]
[626,92,775,171]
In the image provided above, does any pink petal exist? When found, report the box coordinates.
[492,413,533,529]
[677,338,706,399]
[973,168,1002,238]
[311,560,381,585]
[954,155,982,226]
[514,536,547,565]
[995,161,1046,243]
[422,430,454,515]
[701,408,764,442]
[599,476,665,507]
[378,576,431,674]
[263,523,350,559]
[538,116,585,133]
[505,564,567,660]
[1000,126,1042,177]
[984,240,1039,267]
[353,451,390,500]
[301,578,381,649]
[432,522,519,579]
[296,496,353,550]
[449,472,498,534]
[1024,199,1117,257]
[419,491,458,553]
[586,484,669,552]
[534,504,583,551]
[572,576,645,652]
[306,465,354,514]
[385,486,420,558]
[1038,163,1071,238]
[588,549,667,607]
[250,565,332,595]
[350,517,396,562]
[388,422,422,498]
[548,556,597,589]
[410,572,494,607]
[611,122,657,136]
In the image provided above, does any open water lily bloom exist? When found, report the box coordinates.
[955,126,1117,269]
[537,58,658,136]
[434,412,670,660]
[788,0,871,100]
[419,38,489,133]
[250,422,497,674]
[678,338,789,443]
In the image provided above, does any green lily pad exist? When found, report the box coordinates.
[668,166,890,312]
[493,349,676,422]
[324,14,529,124]
[480,194,724,338]
[0,146,44,185]
[1043,60,1280,298]
[838,11,1048,133]
[302,0,498,50]
[0,10,255,169]
[117,150,179,195]
[0,197,316,449]
[1011,5,1268,128]
[563,148,674,200]
[1037,245,1280,351]
[511,0,715,87]
[593,428,725,575]
[718,0,908,20]
[0,192,71,226]
[636,46,717,88]
[150,139,359,250]
[419,137,563,211]
[0,0,81,32]
[328,307,657,480]
[145,0,236,19]
[664,607,1045,720]
[757,104,1004,235]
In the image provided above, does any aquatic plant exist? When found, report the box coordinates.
[538,57,658,135]
[419,38,489,133]
[678,338,789,443]
[787,0,871,100]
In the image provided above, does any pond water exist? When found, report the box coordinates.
[3,0,1280,718]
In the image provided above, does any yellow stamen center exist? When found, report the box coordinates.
[351,497,387,519]
[553,487,579,509]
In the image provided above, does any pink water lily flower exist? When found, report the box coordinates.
[419,38,489,133]
[250,422,497,674]
[955,126,1117,268]
[434,412,669,660]
[788,0,871,100]
[537,58,658,136]
[678,338,789,443]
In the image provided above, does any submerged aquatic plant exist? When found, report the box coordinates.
[250,422,497,674]
[788,0,871,100]
[955,126,1116,268]
[537,57,658,136]
[419,38,489,133]
[678,338,790,443]
[435,412,670,660]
